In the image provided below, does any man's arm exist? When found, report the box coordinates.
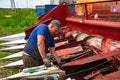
[37,35,51,67]
[37,35,46,59]
[49,47,61,65]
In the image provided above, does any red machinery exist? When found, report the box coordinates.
[24,0,120,80]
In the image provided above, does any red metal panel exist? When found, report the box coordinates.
[55,40,84,51]
[62,49,120,67]
[94,70,120,80]
[37,3,68,27]
[111,5,120,13]
[66,17,120,41]
[24,3,68,39]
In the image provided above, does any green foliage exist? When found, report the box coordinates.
[0,52,22,78]
[0,52,13,58]
[0,9,37,36]
[0,68,22,78]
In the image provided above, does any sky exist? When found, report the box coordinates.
[0,0,59,9]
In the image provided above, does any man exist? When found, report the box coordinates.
[23,20,62,68]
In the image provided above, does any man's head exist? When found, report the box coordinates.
[48,20,62,35]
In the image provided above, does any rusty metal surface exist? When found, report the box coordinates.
[93,70,120,80]
[55,40,84,51]
[62,49,120,67]
[66,17,120,41]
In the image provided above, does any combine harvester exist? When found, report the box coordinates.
[1,0,120,80]
[0,51,23,60]
[0,39,26,47]
[0,33,25,41]
[1,65,66,80]
[0,60,23,69]
[0,44,25,52]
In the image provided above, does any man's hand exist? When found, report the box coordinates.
[49,47,62,66]
[43,58,51,67]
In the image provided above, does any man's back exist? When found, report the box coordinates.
[23,24,54,60]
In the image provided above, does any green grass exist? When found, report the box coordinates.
[0,52,22,78]
[0,52,13,58]
[0,9,38,78]
[0,9,37,36]
[0,54,22,78]
[0,68,22,78]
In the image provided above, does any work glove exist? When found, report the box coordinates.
[43,58,51,67]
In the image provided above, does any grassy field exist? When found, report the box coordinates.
[0,9,37,78]
[0,9,37,36]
